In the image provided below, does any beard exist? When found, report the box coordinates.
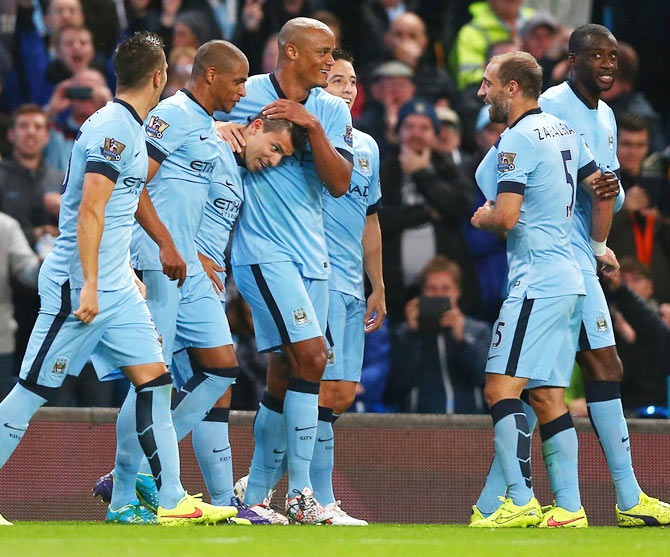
[488,92,509,123]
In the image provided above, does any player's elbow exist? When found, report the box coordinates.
[499,212,519,231]
[327,178,350,198]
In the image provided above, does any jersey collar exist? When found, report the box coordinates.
[180,88,211,116]
[509,107,542,128]
[567,79,598,110]
[113,98,143,125]
[269,73,309,105]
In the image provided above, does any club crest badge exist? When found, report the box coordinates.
[357,155,371,174]
[327,347,335,366]
[100,137,125,161]
[52,357,68,374]
[497,151,516,173]
[596,316,608,332]
[293,308,310,327]
[145,116,170,139]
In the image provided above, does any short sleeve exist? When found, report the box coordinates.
[322,96,353,163]
[144,103,187,164]
[576,135,598,181]
[495,130,536,195]
[83,120,135,182]
[367,137,382,214]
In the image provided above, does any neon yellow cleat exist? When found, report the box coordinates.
[616,493,670,527]
[539,505,588,528]
[469,496,542,528]
[0,513,12,526]
[469,505,485,524]
[157,493,237,525]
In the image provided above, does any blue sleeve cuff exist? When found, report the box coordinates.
[366,199,382,215]
[146,141,167,164]
[85,161,119,182]
[497,181,525,195]
[336,147,354,164]
[577,160,599,182]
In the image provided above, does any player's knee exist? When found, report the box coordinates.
[294,347,327,382]
[333,392,355,415]
[483,383,501,408]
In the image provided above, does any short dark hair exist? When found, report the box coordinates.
[569,24,615,55]
[620,256,652,279]
[247,112,309,152]
[332,49,354,63]
[617,113,649,134]
[490,51,543,100]
[421,256,462,289]
[114,31,165,90]
[10,104,47,128]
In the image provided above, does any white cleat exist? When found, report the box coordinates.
[324,501,368,526]
[0,513,13,526]
[285,488,333,525]
[249,499,289,525]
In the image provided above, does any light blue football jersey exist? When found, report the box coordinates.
[195,141,245,270]
[132,89,220,275]
[491,108,596,299]
[41,99,148,291]
[219,73,354,280]
[540,80,624,272]
[322,128,382,300]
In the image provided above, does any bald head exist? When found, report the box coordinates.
[278,17,334,59]
[192,40,248,80]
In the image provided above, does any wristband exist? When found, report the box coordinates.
[589,238,607,257]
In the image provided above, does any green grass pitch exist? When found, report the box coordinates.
[1,523,669,557]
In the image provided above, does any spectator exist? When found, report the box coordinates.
[311,10,342,48]
[602,263,670,412]
[609,114,670,302]
[0,104,63,244]
[34,24,105,106]
[260,32,279,74]
[449,0,534,90]
[163,46,196,99]
[0,212,40,399]
[382,12,457,105]
[43,68,113,171]
[600,42,665,153]
[377,99,474,321]
[520,11,560,90]
[232,0,313,74]
[4,1,86,109]
[385,256,489,413]
[434,106,471,168]
[173,9,220,49]
[355,60,415,156]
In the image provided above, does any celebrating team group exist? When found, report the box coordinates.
[0,14,668,528]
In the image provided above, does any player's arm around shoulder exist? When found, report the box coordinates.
[262,94,353,196]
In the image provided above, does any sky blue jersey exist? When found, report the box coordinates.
[540,80,624,272]
[195,141,245,270]
[322,128,382,300]
[132,89,219,275]
[219,73,354,280]
[41,99,148,291]
[486,108,596,299]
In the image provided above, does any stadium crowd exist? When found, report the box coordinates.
[0,0,669,417]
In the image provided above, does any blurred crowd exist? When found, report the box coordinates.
[1,0,669,417]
